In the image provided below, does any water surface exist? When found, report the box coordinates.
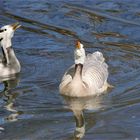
[0,0,140,140]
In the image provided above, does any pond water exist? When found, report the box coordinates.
[0,0,140,140]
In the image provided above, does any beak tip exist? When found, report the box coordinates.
[76,40,81,49]
[11,22,21,30]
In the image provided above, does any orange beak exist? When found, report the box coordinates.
[11,22,21,31]
[76,41,81,49]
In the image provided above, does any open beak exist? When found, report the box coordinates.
[76,41,81,49]
[11,22,21,31]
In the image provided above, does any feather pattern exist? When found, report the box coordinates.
[82,51,108,93]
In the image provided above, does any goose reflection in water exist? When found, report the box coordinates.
[0,74,22,123]
[62,94,110,140]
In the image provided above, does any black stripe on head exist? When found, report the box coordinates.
[0,30,4,33]
[0,38,3,41]
[1,46,7,64]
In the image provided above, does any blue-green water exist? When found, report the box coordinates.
[0,0,140,139]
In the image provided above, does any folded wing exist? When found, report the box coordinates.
[83,51,108,90]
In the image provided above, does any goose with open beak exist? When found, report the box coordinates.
[59,41,111,97]
[0,23,21,78]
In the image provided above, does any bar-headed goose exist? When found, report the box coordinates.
[59,41,110,97]
[0,23,21,77]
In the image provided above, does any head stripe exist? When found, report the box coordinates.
[0,38,3,41]
[0,30,4,33]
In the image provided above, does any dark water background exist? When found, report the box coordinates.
[0,0,140,140]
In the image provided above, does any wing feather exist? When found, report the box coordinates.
[82,51,108,90]
[60,65,74,90]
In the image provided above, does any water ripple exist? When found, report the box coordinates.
[0,0,140,140]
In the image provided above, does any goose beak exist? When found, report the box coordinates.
[76,41,81,49]
[11,22,21,31]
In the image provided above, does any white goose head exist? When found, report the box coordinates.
[74,41,86,65]
[0,23,21,64]
[0,22,21,48]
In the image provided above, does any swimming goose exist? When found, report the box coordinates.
[59,41,110,97]
[0,23,21,77]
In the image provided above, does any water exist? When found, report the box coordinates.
[0,0,140,139]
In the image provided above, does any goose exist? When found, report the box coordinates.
[0,23,21,77]
[59,41,111,97]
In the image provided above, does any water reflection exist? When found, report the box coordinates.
[62,94,110,139]
[0,0,140,139]
[0,74,22,123]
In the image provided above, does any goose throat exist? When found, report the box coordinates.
[75,64,83,76]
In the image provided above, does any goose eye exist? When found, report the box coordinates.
[4,29,7,31]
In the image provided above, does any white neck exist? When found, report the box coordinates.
[3,47,21,71]
[1,38,12,48]
[74,44,85,65]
